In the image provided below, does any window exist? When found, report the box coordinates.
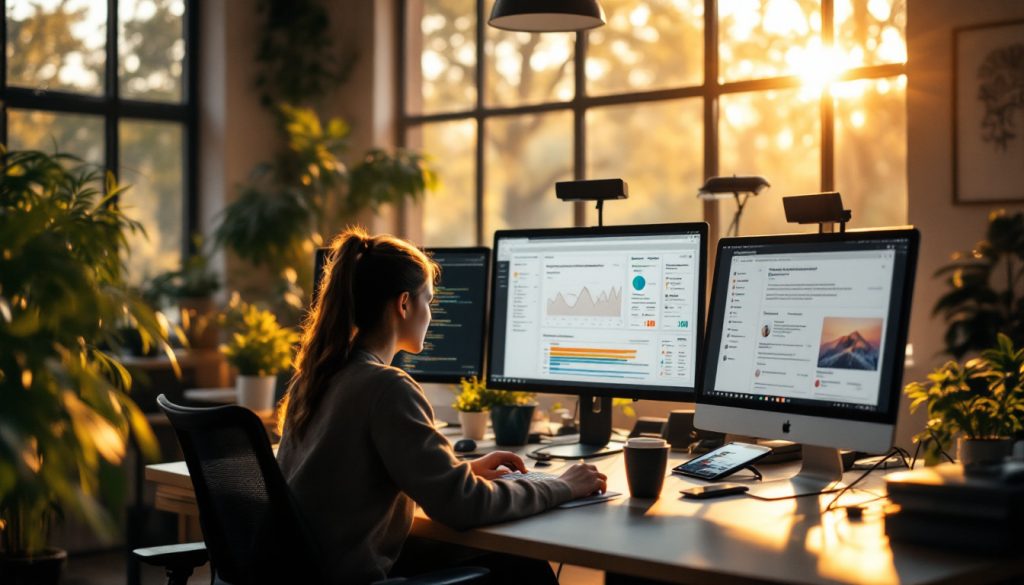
[400,0,906,245]
[3,0,197,283]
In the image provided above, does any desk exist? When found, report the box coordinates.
[146,448,1024,585]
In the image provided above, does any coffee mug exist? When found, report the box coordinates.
[624,437,669,498]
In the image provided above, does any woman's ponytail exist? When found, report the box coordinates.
[280,227,436,439]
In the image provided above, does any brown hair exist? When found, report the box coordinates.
[279,227,438,439]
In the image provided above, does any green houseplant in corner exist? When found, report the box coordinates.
[220,295,299,414]
[0,149,169,584]
[933,210,1024,359]
[905,334,1024,466]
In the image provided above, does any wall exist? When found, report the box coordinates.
[900,0,1024,448]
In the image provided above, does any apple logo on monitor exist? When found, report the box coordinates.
[782,420,791,433]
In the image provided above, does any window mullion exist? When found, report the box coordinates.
[573,30,586,227]
[821,0,835,191]
[704,0,720,247]
[184,0,199,255]
[105,0,119,185]
[475,0,485,246]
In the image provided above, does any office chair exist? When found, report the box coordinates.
[133,394,488,585]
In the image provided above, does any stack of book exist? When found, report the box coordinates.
[885,463,1024,553]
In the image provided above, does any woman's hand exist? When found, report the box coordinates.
[469,451,527,480]
[559,463,608,498]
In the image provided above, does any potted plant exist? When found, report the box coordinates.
[143,236,222,350]
[933,210,1024,359]
[905,334,1024,466]
[0,149,168,583]
[453,377,489,440]
[220,297,298,413]
[213,0,435,315]
[479,385,537,447]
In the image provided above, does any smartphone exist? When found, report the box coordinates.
[672,442,772,481]
[680,483,749,499]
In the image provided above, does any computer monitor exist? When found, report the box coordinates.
[487,223,708,458]
[393,247,491,383]
[696,228,919,499]
[313,246,491,384]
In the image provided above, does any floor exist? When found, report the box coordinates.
[64,550,602,584]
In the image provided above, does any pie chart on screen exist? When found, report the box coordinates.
[632,275,646,291]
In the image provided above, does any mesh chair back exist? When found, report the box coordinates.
[156,395,326,585]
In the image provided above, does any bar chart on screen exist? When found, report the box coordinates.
[543,344,650,381]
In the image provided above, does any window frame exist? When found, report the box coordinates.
[0,0,199,259]
[398,0,907,246]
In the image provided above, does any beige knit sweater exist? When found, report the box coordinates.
[276,350,572,583]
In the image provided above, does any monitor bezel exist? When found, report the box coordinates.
[486,222,708,402]
[697,227,919,427]
[398,246,492,384]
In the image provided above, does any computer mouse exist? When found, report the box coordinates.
[453,439,477,453]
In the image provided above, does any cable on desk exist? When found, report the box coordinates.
[556,562,564,581]
[927,427,956,464]
[824,447,901,513]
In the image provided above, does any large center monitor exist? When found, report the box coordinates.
[315,246,491,384]
[487,223,707,458]
[696,228,919,499]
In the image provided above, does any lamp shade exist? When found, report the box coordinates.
[488,0,606,32]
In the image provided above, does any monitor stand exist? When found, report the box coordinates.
[539,395,624,459]
[745,445,845,500]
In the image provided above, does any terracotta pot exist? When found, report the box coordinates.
[458,411,488,440]
[0,548,67,585]
[178,297,219,350]
[958,437,1013,467]
[236,375,277,413]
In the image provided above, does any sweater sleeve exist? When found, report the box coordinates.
[369,369,572,530]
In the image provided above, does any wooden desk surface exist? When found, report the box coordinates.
[145,449,1023,585]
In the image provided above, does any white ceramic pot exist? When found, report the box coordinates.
[458,410,489,441]
[236,375,277,413]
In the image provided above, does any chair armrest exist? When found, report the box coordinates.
[373,566,489,585]
[133,541,208,570]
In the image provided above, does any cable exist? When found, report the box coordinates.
[926,427,956,464]
[824,447,899,513]
[556,562,564,581]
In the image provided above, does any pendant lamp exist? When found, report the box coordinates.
[488,0,606,32]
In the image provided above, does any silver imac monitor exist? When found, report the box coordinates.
[487,223,707,458]
[696,228,919,499]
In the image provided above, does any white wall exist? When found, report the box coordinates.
[900,0,1024,448]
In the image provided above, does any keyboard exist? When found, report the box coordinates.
[498,471,560,483]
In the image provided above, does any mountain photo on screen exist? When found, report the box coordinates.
[817,317,883,371]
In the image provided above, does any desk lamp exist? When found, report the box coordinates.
[489,0,606,32]
[697,175,770,237]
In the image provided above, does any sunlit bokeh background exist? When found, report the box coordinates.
[5,0,187,283]
[405,0,907,246]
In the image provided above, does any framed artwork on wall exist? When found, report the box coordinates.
[952,19,1024,204]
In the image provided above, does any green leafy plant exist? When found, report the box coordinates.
[143,235,221,306]
[933,210,1024,358]
[215,1,436,313]
[453,376,488,413]
[0,148,170,557]
[905,333,1024,464]
[220,298,299,377]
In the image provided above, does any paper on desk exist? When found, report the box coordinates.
[557,492,622,509]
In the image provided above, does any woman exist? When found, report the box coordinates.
[276,228,606,584]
